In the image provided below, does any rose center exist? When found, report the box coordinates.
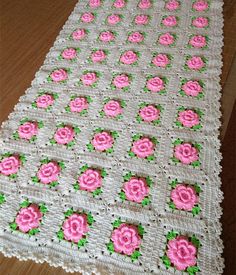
[131,184,141,194]
[40,98,47,103]
[23,214,31,221]
[138,143,148,152]
[97,136,106,143]
[184,114,194,121]
[59,129,69,138]
[146,109,155,116]
[107,104,118,111]
[182,148,191,156]
[85,174,97,186]
[43,167,54,176]
[177,246,189,259]
[121,234,132,245]
[3,163,13,170]
[179,191,191,202]
[74,100,82,107]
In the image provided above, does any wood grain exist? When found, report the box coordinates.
[0,0,235,274]
[0,0,77,123]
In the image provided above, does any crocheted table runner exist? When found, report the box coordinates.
[0,0,224,274]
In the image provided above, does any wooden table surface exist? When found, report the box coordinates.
[0,1,235,274]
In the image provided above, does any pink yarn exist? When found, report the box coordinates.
[120,51,138,65]
[187,56,205,70]
[81,72,98,86]
[131,137,154,158]
[0,155,21,176]
[111,224,141,255]
[174,143,199,165]
[139,105,160,122]
[36,94,54,108]
[50,69,68,82]
[62,214,89,243]
[81,12,95,23]
[54,126,75,145]
[91,50,106,63]
[123,177,149,202]
[178,110,200,128]
[16,204,42,233]
[171,184,198,210]
[182,81,202,97]
[18,122,38,140]
[152,54,170,68]
[167,236,197,270]
[128,32,144,43]
[159,33,174,46]
[37,161,60,184]
[70,97,88,113]
[146,77,164,92]
[113,74,130,89]
[61,48,77,60]
[92,131,114,151]
[189,35,206,48]
[103,100,122,117]
[78,169,102,192]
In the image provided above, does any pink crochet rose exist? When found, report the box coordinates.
[103,100,122,117]
[61,48,77,60]
[70,97,88,113]
[167,236,197,270]
[15,204,43,233]
[135,15,149,25]
[131,137,154,158]
[18,122,38,140]
[182,81,202,97]
[62,214,89,243]
[192,17,208,28]
[193,0,208,11]
[91,50,106,63]
[81,12,95,23]
[107,14,121,25]
[99,31,115,42]
[187,56,205,70]
[128,32,144,43]
[174,143,199,165]
[146,77,164,92]
[113,0,126,8]
[123,178,149,203]
[37,161,60,184]
[72,28,86,40]
[189,35,206,48]
[92,131,114,152]
[162,16,177,27]
[159,33,175,46]
[165,0,180,11]
[78,169,102,191]
[139,105,160,122]
[54,126,75,145]
[120,50,138,65]
[81,72,98,86]
[113,74,130,89]
[36,94,54,109]
[89,0,101,8]
[171,184,199,211]
[152,53,170,68]
[138,0,151,9]
[111,224,141,255]
[50,69,68,82]
[178,110,200,128]
[0,155,21,176]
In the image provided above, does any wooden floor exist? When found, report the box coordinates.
[0,1,235,274]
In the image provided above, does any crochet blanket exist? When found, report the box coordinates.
[0,0,224,274]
